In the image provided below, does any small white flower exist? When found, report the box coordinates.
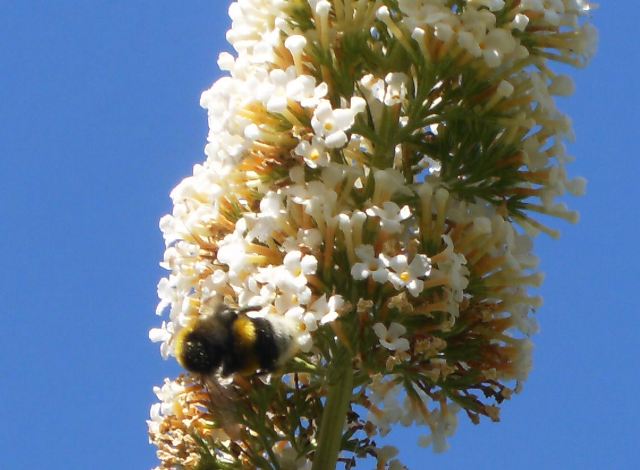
[366,202,412,234]
[277,251,318,293]
[284,34,307,56]
[372,168,413,203]
[264,67,298,113]
[388,460,406,470]
[511,303,540,336]
[200,269,228,301]
[217,232,250,277]
[155,277,175,316]
[286,75,328,108]
[435,235,469,302]
[147,403,162,434]
[152,378,186,416]
[383,253,431,297]
[368,393,404,435]
[217,51,235,71]
[376,445,399,462]
[384,72,408,106]
[496,80,514,98]
[311,99,362,148]
[360,74,386,102]
[566,176,587,196]
[285,228,322,251]
[226,0,285,62]
[350,95,367,114]
[238,273,277,308]
[294,136,330,168]
[285,305,316,331]
[169,165,223,206]
[314,0,331,15]
[245,191,287,242]
[309,294,345,325]
[351,245,389,283]
[549,75,575,96]
[275,444,313,470]
[375,5,390,22]
[418,404,461,453]
[287,180,338,229]
[511,13,529,31]
[373,322,410,352]
[434,22,455,42]
[481,28,517,68]
[148,321,175,359]
[284,305,314,352]
[273,288,307,312]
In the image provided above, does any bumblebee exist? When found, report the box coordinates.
[175,305,299,376]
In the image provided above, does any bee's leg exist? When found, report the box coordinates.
[237,305,261,314]
[221,354,241,377]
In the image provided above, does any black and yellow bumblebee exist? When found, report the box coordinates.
[175,304,299,376]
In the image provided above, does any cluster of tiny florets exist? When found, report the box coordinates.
[149,1,596,467]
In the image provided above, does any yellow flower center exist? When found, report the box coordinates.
[400,271,411,282]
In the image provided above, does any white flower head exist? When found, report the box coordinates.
[152,0,595,459]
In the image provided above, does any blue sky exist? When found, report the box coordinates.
[1,2,637,469]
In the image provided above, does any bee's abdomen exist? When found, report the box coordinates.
[251,317,280,371]
[222,315,281,375]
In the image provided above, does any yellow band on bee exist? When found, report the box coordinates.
[174,324,192,368]
[232,315,257,347]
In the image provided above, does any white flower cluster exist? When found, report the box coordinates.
[147,379,186,437]
[147,377,236,468]
[150,0,595,465]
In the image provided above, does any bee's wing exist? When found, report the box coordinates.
[204,376,243,441]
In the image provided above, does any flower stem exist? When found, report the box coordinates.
[312,352,353,470]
